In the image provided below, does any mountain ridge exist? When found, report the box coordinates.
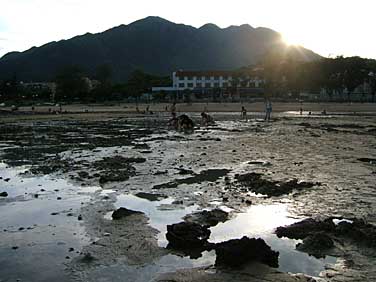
[0,16,322,82]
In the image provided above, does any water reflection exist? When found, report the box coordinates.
[110,194,199,247]
[209,203,337,276]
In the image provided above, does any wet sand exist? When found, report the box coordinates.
[0,110,375,281]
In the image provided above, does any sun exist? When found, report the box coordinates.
[281,33,301,46]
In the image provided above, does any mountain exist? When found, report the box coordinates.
[0,16,322,82]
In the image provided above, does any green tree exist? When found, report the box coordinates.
[55,65,89,102]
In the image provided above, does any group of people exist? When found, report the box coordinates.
[167,98,273,132]
[168,102,215,132]
[240,99,273,121]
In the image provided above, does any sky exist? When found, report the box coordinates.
[0,0,375,59]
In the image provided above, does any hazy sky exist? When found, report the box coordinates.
[1,0,375,59]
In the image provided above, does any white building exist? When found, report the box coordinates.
[152,70,264,92]
[172,70,263,90]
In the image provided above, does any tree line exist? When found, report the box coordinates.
[1,56,376,104]
[261,54,376,101]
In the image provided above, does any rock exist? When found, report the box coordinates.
[236,173,319,197]
[135,192,167,201]
[79,252,95,263]
[166,222,211,249]
[0,192,8,197]
[277,217,376,251]
[215,236,279,268]
[178,168,194,175]
[276,218,335,240]
[112,207,143,220]
[184,209,229,227]
[358,158,376,165]
[296,233,334,258]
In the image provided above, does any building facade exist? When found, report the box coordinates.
[172,70,264,90]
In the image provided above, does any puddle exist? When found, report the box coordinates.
[106,194,336,278]
[0,163,94,282]
[81,251,216,282]
[106,194,199,247]
[209,203,337,277]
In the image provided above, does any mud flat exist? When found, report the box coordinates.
[0,112,376,281]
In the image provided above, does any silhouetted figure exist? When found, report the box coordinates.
[241,106,247,121]
[264,99,272,121]
[201,112,215,126]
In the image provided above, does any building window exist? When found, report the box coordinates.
[214,82,219,88]
[205,83,211,88]
[179,83,185,88]
[187,83,194,87]
[196,83,203,88]
[222,82,228,88]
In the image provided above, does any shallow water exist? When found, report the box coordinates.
[106,194,199,247]
[107,193,337,277]
[209,203,337,276]
[0,163,93,282]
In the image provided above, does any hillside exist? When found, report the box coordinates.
[0,16,322,82]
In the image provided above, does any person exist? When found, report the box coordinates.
[201,112,215,126]
[264,99,272,121]
[168,112,178,129]
[170,102,176,114]
[321,109,327,115]
[241,106,247,121]
[177,114,194,132]
[299,107,303,115]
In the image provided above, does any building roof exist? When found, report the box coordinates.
[175,69,261,77]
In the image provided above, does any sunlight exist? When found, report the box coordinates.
[281,32,302,46]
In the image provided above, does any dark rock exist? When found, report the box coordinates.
[358,158,376,165]
[277,217,376,251]
[78,171,89,178]
[184,209,229,227]
[166,221,211,249]
[276,218,335,239]
[135,192,167,201]
[98,169,135,184]
[154,170,168,175]
[112,207,143,220]
[0,192,8,197]
[178,168,194,175]
[296,233,334,258]
[215,236,279,268]
[236,173,319,197]
[79,253,95,263]
[153,169,230,189]
[4,178,10,182]
[77,215,83,221]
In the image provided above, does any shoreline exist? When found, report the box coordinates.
[0,102,375,117]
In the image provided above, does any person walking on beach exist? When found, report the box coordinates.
[170,102,176,115]
[264,99,272,121]
[241,106,248,121]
